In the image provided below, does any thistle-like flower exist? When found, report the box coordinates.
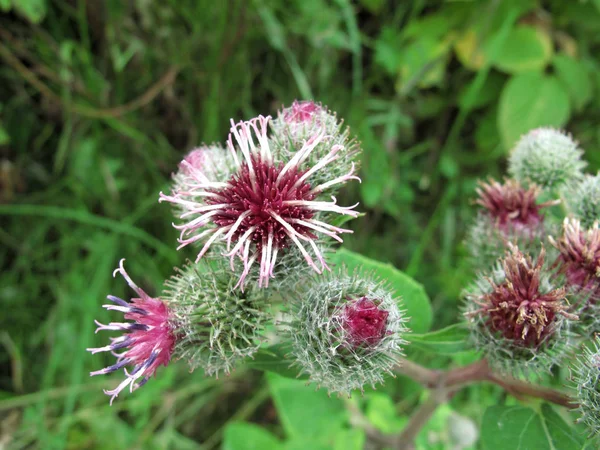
[87,260,175,404]
[466,178,557,269]
[160,115,360,289]
[270,101,361,195]
[550,218,600,304]
[566,173,600,229]
[475,178,556,234]
[572,337,600,436]
[163,259,269,376]
[176,144,236,182]
[463,245,577,376]
[508,127,586,190]
[286,269,408,395]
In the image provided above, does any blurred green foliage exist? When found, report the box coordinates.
[1,0,600,449]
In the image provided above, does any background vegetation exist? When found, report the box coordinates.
[1,0,600,448]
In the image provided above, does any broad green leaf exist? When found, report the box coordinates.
[409,324,470,355]
[494,26,553,73]
[553,54,593,112]
[366,393,404,434]
[329,248,433,333]
[246,344,307,380]
[267,373,346,440]
[454,29,488,71]
[497,72,570,150]
[333,429,365,450]
[481,405,583,450]
[223,422,283,450]
[397,35,450,89]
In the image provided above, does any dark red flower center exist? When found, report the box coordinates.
[343,297,389,347]
[209,156,315,252]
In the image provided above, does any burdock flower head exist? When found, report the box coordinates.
[176,144,236,182]
[286,269,408,395]
[550,218,600,305]
[464,245,577,376]
[475,178,556,234]
[572,337,600,436]
[508,127,586,191]
[566,173,600,229]
[270,101,361,195]
[467,178,558,269]
[87,260,175,404]
[159,115,360,289]
[163,258,269,376]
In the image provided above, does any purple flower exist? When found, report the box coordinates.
[467,246,574,347]
[281,100,323,124]
[342,297,389,348]
[475,178,556,234]
[550,219,600,299]
[87,260,175,404]
[160,115,360,289]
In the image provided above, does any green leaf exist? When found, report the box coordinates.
[246,344,307,380]
[329,248,433,333]
[223,422,283,450]
[493,26,553,73]
[267,373,347,440]
[481,405,583,450]
[13,0,47,23]
[333,429,366,450]
[409,324,470,355]
[366,393,404,433]
[553,54,593,112]
[497,71,571,150]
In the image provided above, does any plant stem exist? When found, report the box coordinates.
[396,357,576,408]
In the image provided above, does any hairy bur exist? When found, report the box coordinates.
[464,245,577,375]
[286,270,408,395]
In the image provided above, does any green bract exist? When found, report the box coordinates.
[508,127,586,190]
[164,259,270,376]
[285,269,408,395]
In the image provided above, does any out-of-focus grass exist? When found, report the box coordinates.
[1,0,600,448]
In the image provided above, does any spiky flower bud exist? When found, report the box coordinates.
[286,269,408,395]
[463,245,577,376]
[163,259,269,376]
[466,178,557,269]
[566,173,600,229]
[270,101,361,195]
[549,219,600,322]
[160,115,360,289]
[167,145,237,216]
[176,144,236,182]
[87,260,176,404]
[572,337,600,436]
[508,127,586,190]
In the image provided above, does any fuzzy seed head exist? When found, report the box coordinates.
[163,259,269,376]
[87,259,175,404]
[567,173,600,229]
[573,337,600,436]
[286,269,408,395]
[463,245,577,376]
[508,127,586,190]
[160,115,360,289]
